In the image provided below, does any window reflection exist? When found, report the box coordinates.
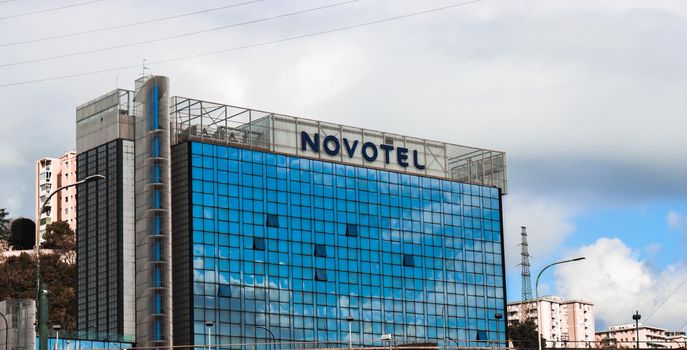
[186,143,506,345]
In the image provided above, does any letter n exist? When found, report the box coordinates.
[301,132,320,152]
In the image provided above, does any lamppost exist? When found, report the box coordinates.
[536,257,586,350]
[0,310,8,350]
[446,336,460,349]
[205,321,214,350]
[345,316,355,349]
[36,174,106,350]
[632,311,641,350]
[255,325,276,350]
[495,313,503,349]
[53,325,61,350]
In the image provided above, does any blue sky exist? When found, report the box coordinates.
[572,201,687,266]
[0,0,685,332]
[508,199,687,302]
[504,197,687,330]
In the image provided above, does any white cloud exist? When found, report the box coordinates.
[502,193,577,269]
[555,237,687,330]
[644,243,662,256]
[667,211,687,236]
[1,0,687,218]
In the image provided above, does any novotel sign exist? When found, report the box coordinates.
[300,131,426,169]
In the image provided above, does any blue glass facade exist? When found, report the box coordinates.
[179,141,506,347]
[38,337,133,350]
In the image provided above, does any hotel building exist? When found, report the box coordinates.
[75,75,508,348]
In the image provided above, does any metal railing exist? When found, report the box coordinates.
[78,339,687,350]
[170,96,507,194]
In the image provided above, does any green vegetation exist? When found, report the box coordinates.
[509,318,547,350]
[0,216,77,330]
[0,208,10,245]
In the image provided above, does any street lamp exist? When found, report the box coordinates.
[632,311,641,350]
[536,257,586,350]
[53,325,61,350]
[255,325,276,350]
[205,321,214,350]
[345,316,355,349]
[0,310,8,350]
[35,174,105,350]
[495,313,503,349]
[446,335,460,349]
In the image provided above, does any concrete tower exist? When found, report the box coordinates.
[133,76,173,347]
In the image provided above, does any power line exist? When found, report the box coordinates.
[0,0,266,47]
[0,62,141,87]
[0,0,484,88]
[0,0,104,21]
[0,0,359,68]
[644,275,687,323]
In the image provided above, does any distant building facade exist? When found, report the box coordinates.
[35,151,78,240]
[507,296,595,348]
[596,324,687,349]
[665,331,687,349]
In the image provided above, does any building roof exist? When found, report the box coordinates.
[508,296,594,306]
[171,95,508,193]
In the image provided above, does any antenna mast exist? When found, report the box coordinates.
[519,226,534,321]
[141,59,149,77]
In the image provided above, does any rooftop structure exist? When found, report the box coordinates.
[170,96,508,194]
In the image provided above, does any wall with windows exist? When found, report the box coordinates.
[173,141,506,347]
[76,139,135,338]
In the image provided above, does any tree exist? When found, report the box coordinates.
[0,208,10,243]
[43,221,76,265]
[509,319,547,350]
[8,217,35,250]
[0,252,77,330]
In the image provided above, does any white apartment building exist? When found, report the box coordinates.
[507,296,595,348]
[665,332,687,349]
[596,325,687,349]
[35,151,77,241]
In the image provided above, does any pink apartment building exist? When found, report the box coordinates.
[35,151,77,242]
[507,296,596,348]
[596,324,687,349]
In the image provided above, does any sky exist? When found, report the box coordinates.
[0,0,686,332]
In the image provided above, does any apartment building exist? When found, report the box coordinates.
[35,151,78,241]
[507,296,595,348]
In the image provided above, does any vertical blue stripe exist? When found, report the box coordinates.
[154,318,162,340]
[153,190,161,208]
[153,265,161,287]
[152,215,161,235]
[153,241,161,261]
[152,85,159,130]
[152,135,160,157]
